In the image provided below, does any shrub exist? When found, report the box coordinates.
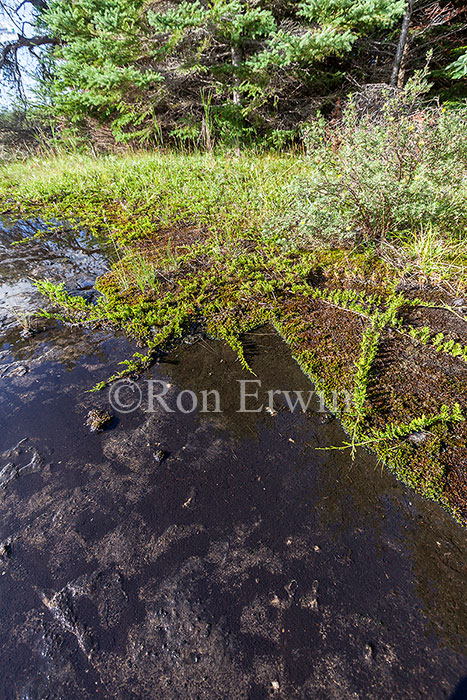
[269,75,467,249]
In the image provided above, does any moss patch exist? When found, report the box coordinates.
[1,152,466,525]
[30,229,467,525]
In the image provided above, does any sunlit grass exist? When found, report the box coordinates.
[0,148,465,292]
[0,150,307,243]
[382,226,467,292]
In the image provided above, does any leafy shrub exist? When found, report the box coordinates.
[269,75,467,249]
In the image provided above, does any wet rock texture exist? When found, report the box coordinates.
[1,332,466,700]
[0,219,466,699]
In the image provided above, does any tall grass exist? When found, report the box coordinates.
[0,150,307,242]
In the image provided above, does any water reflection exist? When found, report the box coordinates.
[0,217,112,362]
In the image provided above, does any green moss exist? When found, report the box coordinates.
[2,152,466,524]
[34,237,466,521]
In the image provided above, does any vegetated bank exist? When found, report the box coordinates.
[1,84,466,524]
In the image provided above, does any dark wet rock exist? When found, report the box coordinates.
[0,439,44,489]
[299,580,319,610]
[85,408,112,433]
[0,538,11,559]
[50,569,129,632]
[284,579,298,598]
[364,642,376,663]
[88,570,129,629]
[0,219,111,350]
[74,278,96,291]
[41,586,95,657]
[10,365,28,377]
[53,255,74,265]
[19,327,37,339]
[114,562,248,699]
[101,419,172,473]
[0,229,466,700]
[69,288,99,303]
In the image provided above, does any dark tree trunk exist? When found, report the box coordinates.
[390,0,414,87]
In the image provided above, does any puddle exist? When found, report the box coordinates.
[0,219,466,699]
[0,216,111,347]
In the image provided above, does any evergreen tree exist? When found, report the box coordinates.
[146,0,405,142]
[3,0,463,145]
[40,0,163,141]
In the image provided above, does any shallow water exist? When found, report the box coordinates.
[0,220,466,699]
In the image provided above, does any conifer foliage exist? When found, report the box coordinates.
[1,0,466,144]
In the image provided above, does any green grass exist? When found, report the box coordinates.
[2,147,465,290]
[0,150,308,243]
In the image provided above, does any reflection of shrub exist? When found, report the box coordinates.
[270,75,467,249]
